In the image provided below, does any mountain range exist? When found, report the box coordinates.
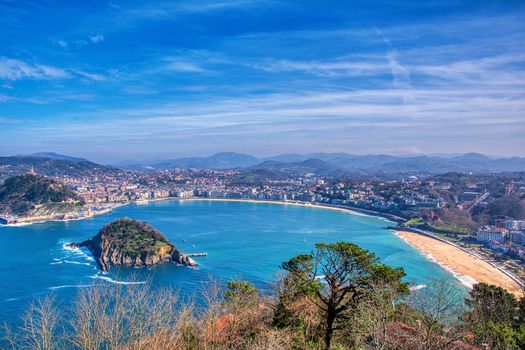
[2,152,525,179]
[118,152,525,174]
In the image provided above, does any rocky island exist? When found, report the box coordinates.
[0,174,87,224]
[67,218,197,272]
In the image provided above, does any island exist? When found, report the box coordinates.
[67,218,197,272]
[0,173,88,224]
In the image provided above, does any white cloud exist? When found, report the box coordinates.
[0,57,70,80]
[0,57,108,82]
[50,37,69,48]
[89,34,105,43]
[252,58,389,77]
[166,60,206,73]
[71,69,107,81]
[108,1,121,10]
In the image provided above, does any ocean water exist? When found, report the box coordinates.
[0,200,464,324]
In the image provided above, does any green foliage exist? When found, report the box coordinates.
[406,218,425,226]
[0,174,83,215]
[464,283,519,325]
[463,282,525,349]
[223,281,258,306]
[280,241,408,350]
[99,218,172,258]
[486,195,525,219]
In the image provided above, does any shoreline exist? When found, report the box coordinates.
[396,230,523,296]
[0,203,125,227]
[2,197,398,227]
[145,197,401,222]
[4,196,521,294]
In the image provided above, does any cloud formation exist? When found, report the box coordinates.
[0,1,524,161]
[0,57,70,80]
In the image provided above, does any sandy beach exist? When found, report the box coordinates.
[396,230,523,295]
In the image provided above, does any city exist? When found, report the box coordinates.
[2,155,524,284]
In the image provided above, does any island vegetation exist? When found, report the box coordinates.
[68,218,197,272]
[3,241,525,350]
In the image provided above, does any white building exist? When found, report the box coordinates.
[476,226,506,243]
[505,219,525,231]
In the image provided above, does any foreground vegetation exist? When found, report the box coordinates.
[3,242,525,350]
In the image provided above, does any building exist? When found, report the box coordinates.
[476,226,506,243]
[509,231,525,245]
[505,219,525,231]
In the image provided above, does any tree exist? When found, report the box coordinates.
[463,283,523,349]
[281,242,408,350]
[486,195,525,219]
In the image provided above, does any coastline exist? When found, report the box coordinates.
[147,197,400,221]
[0,204,125,227]
[396,230,523,296]
[4,196,522,295]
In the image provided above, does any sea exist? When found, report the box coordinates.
[0,199,466,325]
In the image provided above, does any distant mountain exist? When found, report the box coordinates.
[116,151,525,174]
[28,152,89,163]
[150,152,261,169]
[0,156,117,181]
[250,158,343,176]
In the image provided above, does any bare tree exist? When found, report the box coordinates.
[10,295,62,350]
[400,280,465,350]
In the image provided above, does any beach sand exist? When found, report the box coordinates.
[396,230,523,296]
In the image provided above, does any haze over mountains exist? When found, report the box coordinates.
[116,152,525,174]
[2,152,525,179]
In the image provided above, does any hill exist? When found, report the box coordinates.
[28,152,89,163]
[0,156,117,181]
[0,174,84,216]
[68,218,197,271]
[250,158,343,177]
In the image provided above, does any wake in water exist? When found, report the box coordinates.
[54,239,147,286]
[409,284,427,291]
[89,274,147,285]
[60,240,95,261]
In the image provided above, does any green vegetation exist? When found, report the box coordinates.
[0,174,83,216]
[485,195,525,219]
[3,241,525,350]
[426,223,470,235]
[279,242,408,350]
[71,218,197,272]
[405,218,425,226]
[98,218,172,258]
[463,283,525,349]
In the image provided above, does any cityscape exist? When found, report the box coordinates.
[1,0,525,349]
[1,153,525,285]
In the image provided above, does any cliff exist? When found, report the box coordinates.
[68,218,197,272]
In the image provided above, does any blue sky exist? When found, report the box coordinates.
[0,0,524,162]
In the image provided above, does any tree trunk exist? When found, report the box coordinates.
[324,309,336,350]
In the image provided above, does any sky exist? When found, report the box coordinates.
[0,0,524,163]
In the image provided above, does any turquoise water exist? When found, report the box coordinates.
[0,200,463,324]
